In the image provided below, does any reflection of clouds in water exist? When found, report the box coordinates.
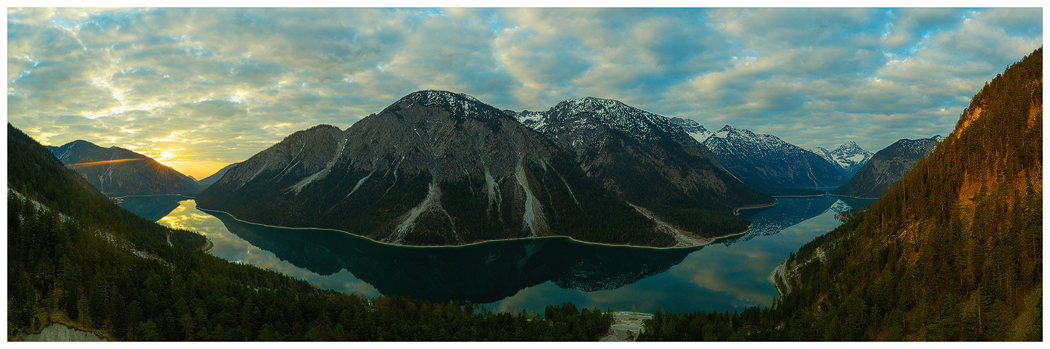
[666,208,845,308]
[155,197,848,314]
[158,199,381,298]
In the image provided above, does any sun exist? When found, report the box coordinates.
[160,152,174,160]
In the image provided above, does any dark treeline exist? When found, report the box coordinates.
[640,48,1042,341]
[7,123,612,341]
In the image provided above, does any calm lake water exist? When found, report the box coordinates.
[119,195,875,314]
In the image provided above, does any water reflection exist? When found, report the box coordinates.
[207,208,698,303]
[724,195,840,245]
[137,196,871,314]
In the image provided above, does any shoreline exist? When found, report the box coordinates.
[828,193,881,200]
[770,193,827,198]
[193,202,743,251]
[733,199,779,215]
[111,193,194,200]
[770,259,791,297]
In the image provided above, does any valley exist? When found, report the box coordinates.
[7,7,1040,342]
[129,194,864,315]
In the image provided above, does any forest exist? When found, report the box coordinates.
[7,123,613,341]
[640,48,1042,341]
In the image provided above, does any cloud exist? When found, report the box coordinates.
[6,8,1043,178]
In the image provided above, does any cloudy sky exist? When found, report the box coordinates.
[6,7,1043,178]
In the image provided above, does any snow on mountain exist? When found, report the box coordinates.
[669,117,714,144]
[810,141,873,178]
[198,90,685,247]
[542,97,692,143]
[701,125,848,190]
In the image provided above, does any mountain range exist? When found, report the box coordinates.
[197,90,729,247]
[511,97,773,236]
[684,123,848,193]
[830,135,943,198]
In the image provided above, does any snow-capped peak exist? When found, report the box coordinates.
[395,90,503,120]
[811,140,873,177]
[548,96,686,142]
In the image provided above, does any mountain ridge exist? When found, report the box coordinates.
[199,90,696,247]
[698,124,848,191]
[45,139,201,197]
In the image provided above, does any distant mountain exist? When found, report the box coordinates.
[197,162,240,187]
[699,125,848,192]
[198,90,697,247]
[46,140,200,197]
[829,135,943,199]
[810,141,873,177]
[512,97,773,237]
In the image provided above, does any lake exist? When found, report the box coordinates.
[119,195,875,314]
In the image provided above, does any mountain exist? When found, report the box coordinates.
[641,47,1042,341]
[511,97,774,238]
[46,140,200,197]
[699,125,848,192]
[198,90,698,247]
[829,135,943,199]
[810,141,873,177]
[197,162,240,187]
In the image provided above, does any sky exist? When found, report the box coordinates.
[5,7,1044,179]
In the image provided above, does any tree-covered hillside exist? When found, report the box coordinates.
[640,47,1042,341]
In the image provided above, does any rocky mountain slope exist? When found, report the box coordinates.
[829,135,943,198]
[198,91,700,247]
[699,125,848,191]
[811,141,873,177]
[512,98,773,238]
[46,140,200,197]
[196,162,240,187]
